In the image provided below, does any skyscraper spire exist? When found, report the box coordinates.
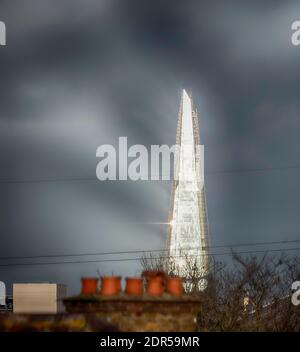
[167,90,209,289]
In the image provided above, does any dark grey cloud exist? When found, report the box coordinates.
[0,0,300,294]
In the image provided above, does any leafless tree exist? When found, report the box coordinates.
[140,252,300,331]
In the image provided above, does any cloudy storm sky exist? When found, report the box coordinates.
[1,0,300,294]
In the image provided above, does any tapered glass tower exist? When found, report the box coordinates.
[167,90,209,288]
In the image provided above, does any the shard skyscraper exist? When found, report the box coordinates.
[167,90,209,287]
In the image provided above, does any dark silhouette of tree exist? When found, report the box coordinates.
[140,252,300,331]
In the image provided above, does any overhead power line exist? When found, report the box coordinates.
[0,246,299,268]
[1,164,300,184]
[0,238,299,261]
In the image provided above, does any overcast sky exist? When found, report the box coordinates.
[1,0,300,294]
